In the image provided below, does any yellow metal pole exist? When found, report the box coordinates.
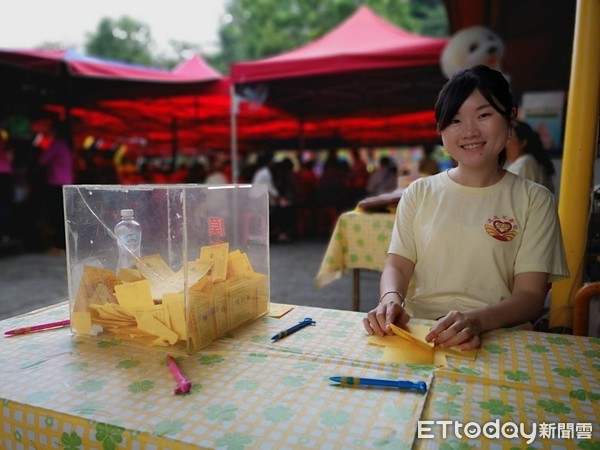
[550,0,600,330]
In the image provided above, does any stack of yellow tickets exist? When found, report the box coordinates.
[71,243,268,352]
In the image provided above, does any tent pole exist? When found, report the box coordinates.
[171,117,179,172]
[550,0,600,331]
[230,84,239,183]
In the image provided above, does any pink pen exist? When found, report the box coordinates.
[166,355,192,395]
[4,319,70,336]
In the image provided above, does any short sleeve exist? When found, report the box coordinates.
[388,181,419,263]
[515,187,569,282]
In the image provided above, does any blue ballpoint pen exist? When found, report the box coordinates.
[329,376,427,394]
[271,317,316,341]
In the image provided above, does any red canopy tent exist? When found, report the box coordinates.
[0,49,232,153]
[59,87,440,153]
[30,50,441,156]
[1,25,445,162]
[231,6,449,119]
[0,48,224,110]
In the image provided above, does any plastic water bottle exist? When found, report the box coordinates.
[115,209,141,271]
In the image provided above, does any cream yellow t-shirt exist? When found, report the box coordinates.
[388,170,569,320]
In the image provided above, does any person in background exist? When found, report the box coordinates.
[348,147,370,204]
[366,156,398,196]
[252,152,290,242]
[252,152,281,202]
[316,149,348,235]
[272,157,295,242]
[418,144,441,176]
[186,161,207,183]
[292,159,318,238]
[205,157,229,185]
[38,120,73,254]
[363,65,568,349]
[505,120,555,193]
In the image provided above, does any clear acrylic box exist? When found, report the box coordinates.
[63,184,270,353]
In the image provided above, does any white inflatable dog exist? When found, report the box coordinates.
[440,25,508,80]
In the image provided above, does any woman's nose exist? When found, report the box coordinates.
[461,120,481,137]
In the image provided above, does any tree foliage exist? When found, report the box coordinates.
[85,16,155,66]
[81,1,448,73]
[210,0,448,73]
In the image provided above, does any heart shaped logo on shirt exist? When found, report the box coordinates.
[493,220,512,235]
[485,216,518,242]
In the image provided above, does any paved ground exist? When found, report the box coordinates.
[0,238,380,321]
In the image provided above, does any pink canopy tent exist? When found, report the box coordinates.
[231,6,449,118]
[0,48,225,117]
[0,48,220,81]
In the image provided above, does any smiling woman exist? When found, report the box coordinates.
[363,65,570,350]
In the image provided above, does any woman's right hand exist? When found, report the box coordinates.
[363,297,410,336]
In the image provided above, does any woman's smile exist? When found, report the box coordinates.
[461,142,486,150]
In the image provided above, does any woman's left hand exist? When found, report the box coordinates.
[424,310,481,350]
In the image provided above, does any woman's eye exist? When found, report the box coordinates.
[479,113,491,119]
[451,119,460,124]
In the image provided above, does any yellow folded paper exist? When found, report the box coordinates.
[367,323,477,366]
[390,323,433,350]
[401,323,478,361]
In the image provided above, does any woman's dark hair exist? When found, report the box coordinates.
[435,65,515,166]
[512,120,556,176]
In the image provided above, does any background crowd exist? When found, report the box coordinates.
[1,109,559,254]
[0,114,452,251]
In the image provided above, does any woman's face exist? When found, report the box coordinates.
[440,89,510,170]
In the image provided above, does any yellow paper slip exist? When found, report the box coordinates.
[135,254,181,299]
[89,284,117,305]
[367,323,474,365]
[136,314,179,345]
[228,252,255,277]
[174,261,212,287]
[89,303,135,322]
[114,279,155,314]
[74,265,121,312]
[439,344,478,361]
[268,303,295,318]
[372,336,434,364]
[390,323,433,350]
[199,243,229,281]
[163,293,187,340]
[118,268,143,283]
[402,323,478,361]
[72,311,92,334]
